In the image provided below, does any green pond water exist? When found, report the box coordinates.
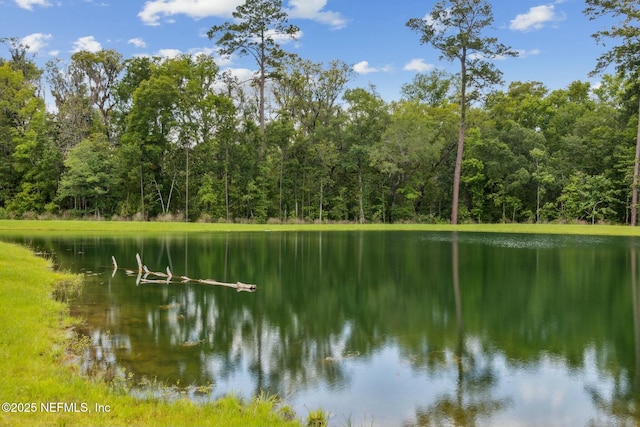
[4,231,640,426]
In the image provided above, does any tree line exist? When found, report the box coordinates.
[1,0,639,225]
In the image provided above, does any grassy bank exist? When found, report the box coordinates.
[2,219,640,237]
[0,241,302,427]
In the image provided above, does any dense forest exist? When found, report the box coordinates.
[1,0,640,225]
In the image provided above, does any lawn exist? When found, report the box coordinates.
[0,220,640,236]
[2,218,640,236]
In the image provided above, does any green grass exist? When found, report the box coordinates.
[0,241,302,427]
[2,219,640,237]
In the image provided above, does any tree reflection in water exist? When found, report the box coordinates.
[9,231,640,425]
[585,243,640,425]
[404,234,511,427]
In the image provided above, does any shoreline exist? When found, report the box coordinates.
[2,219,640,237]
[0,241,302,427]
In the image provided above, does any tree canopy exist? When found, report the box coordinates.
[207,0,299,155]
[0,0,639,225]
[584,0,640,225]
[407,0,517,224]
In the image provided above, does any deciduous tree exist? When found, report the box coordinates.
[584,0,640,225]
[401,70,455,107]
[70,49,123,141]
[343,87,390,222]
[45,58,94,153]
[57,134,118,218]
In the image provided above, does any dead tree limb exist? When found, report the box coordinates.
[111,254,257,292]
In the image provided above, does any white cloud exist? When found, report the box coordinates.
[419,9,451,34]
[189,47,234,66]
[138,0,346,29]
[212,67,256,93]
[510,5,562,32]
[180,46,231,64]
[15,0,50,10]
[286,0,347,29]
[72,36,102,53]
[127,37,147,48]
[83,0,109,5]
[223,67,255,83]
[262,28,303,45]
[353,61,378,75]
[157,48,182,59]
[21,33,52,53]
[517,48,541,58]
[403,58,434,73]
[189,46,215,57]
[138,0,243,26]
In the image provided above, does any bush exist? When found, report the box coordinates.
[0,207,11,219]
[154,212,184,222]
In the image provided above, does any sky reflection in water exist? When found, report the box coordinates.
[4,231,639,426]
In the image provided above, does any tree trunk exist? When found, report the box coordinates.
[258,52,266,157]
[631,96,640,226]
[536,184,541,223]
[167,173,176,214]
[154,178,166,214]
[319,178,323,223]
[185,144,189,222]
[451,122,465,225]
[225,144,230,222]
[279,148,284,220]
[139,164,145,220]
[451,56,467,225]
[358,168,365,224]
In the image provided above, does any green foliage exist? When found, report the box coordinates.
[370,100,457,221]
[0,59,62,216]
[1,22,640,225]
[69,49,123,140]
[401,69,455,107]
[57,134,119,217]
[208,0,299,145]
[306,409,328,427]
[559,172,620,224]
[197,173,225,219]
[406,0,518,105]
[461,157,486,221]
[406,0,517,224]
[584,0,640,77]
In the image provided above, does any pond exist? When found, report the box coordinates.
[3,231,640,426]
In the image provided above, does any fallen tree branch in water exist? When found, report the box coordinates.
[111,254,257,292]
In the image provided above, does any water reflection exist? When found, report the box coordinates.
[584,243,640,425]
[3,231,640,425]
[404,234,510,426]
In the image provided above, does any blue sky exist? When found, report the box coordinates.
[0,0,616,101]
